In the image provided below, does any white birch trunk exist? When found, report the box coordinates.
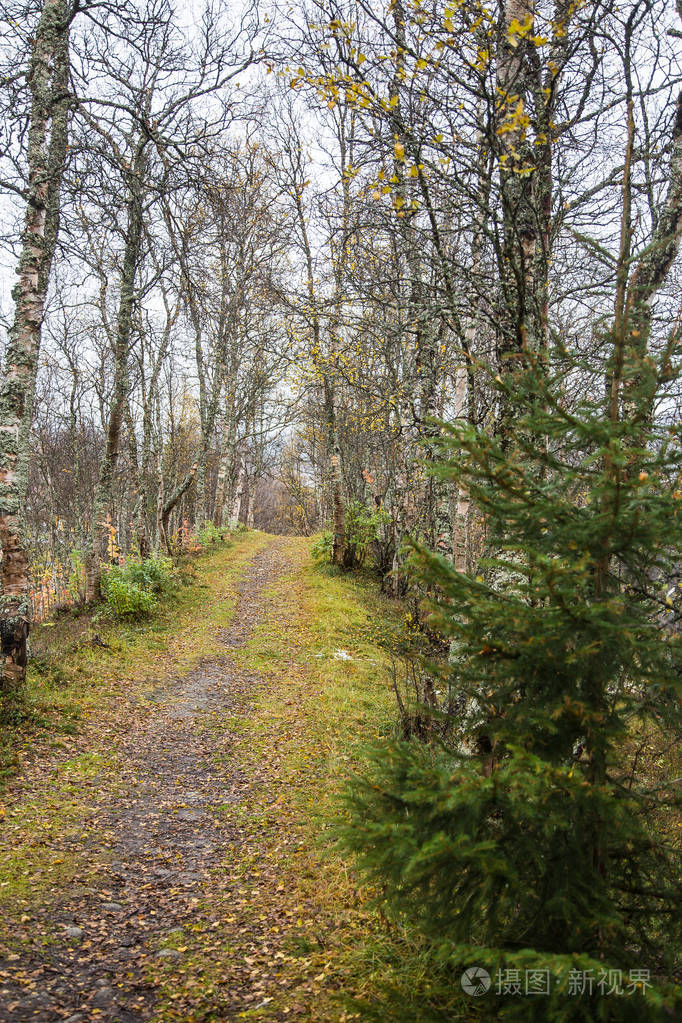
[0,0,71,697]
[228,457,246,529]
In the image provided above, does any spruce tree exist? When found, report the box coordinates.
[340,350,682,1021]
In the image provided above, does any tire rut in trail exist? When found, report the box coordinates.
[0,536,290,1023]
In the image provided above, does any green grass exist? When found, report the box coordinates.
[0,532,272,936]
[150,536,408,1022]
[0,532,272,785]
[0,532,417,1020]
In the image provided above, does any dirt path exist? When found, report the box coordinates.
[0,538,291,1023]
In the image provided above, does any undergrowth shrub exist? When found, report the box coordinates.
[196,521,230,547]
[343,500,390,569]
[312,502,391,571]
[66,549,86,604]
[388,653,457,743]
[311,530,333,564]
[102,556,177,619]
[101,574,157,618]
[122,556,175,594]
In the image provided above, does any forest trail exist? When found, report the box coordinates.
[0,535,398,1022]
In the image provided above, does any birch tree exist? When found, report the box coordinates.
[0,0,73,701]
[72,0,257,595]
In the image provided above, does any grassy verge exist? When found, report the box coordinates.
[0,531,272,931]
[1,532,272,772]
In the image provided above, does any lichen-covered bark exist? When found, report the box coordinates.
[452,366,471,574]
[194,461,207,526]
[0,0,71,700]
[494,0,574,442]
[214,410,235,528]
[321,376,345,567]
[227,455,245,529]
[388,0,440,575]
[215,408,236,528]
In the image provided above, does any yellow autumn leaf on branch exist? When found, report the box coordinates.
[507,14,533,47]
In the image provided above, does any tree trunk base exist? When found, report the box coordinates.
[85,551,101,604]
[0,599,29,714]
